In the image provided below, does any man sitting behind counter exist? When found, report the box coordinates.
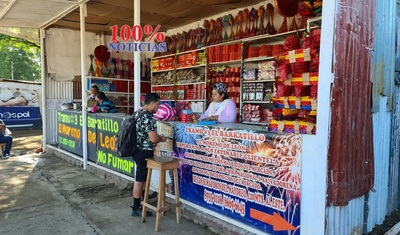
[197,83,237,123]
[95,92,117,113]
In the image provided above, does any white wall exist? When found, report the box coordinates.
[45,28,150,81]
[45,28,99,81]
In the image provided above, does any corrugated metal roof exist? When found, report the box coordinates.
[0,0,81,28]
[327,0,375,206]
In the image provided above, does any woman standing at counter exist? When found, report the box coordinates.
[199,83,237,123]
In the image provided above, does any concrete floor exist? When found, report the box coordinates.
[0,152,215,235]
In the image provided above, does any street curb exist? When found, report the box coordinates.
[385,222,400,235]
[47,147,133,190]
[46,147,256,235]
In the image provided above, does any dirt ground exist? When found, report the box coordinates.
[9,129,42,156]
[6,129,400,234]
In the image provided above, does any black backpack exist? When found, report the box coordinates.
[115,110,151,157]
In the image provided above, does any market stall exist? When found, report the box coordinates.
[2,0,392,234]
[50,1,328,234]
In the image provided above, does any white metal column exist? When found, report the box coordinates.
[80,3,88,169]
[133,0,141,111]
[40,28,47,151]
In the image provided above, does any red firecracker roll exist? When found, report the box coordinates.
[272,44,284,56]
[277,63,292,81]
[302,37,313,49]
[294,86,311,97]
[275,85,293,98]
[284,35,301,51]
[310,85,318,98]
[291,61,310,74]
[310,55,320,72]
[311,29,321,49]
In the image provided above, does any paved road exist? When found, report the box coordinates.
[0,153,214,235]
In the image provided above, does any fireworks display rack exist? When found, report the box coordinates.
[149,17,322,135]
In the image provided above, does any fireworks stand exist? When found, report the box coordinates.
[8,0,390,235]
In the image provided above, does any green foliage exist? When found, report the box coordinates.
[0,34,41,82]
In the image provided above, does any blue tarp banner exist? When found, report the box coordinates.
[0,106,41,129]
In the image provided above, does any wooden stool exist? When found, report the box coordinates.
[141,156,182,231]
[0,143,5,156]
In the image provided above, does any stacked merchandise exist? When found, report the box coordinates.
[176,51,206,68]
[242,61,276,82]
[244,43,285,59]
[208,43,242,63]
[155,121,174,157]
[242,104,261,123]
[176,69,205,84]
[152,87,174,100]
[258,61,276,81]
[151,56,174,72]
[226,67,241,106]
[110,96,128,106]
[176,84,205,100]
[242,61,275,124]
[269,29,321,134]
[242,83,274,103]
[181,109,194,123]
[151,71,174,85]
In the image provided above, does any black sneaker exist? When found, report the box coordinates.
[141,191,158,201]
[148,192,158,200]
[130,206,153,217]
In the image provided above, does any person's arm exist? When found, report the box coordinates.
[217,100,237,123]
[148,132,167,143]
[144,115,166,143]
[199,102,213,120]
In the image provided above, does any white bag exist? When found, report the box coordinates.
[5,128,12,136]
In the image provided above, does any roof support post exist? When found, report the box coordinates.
[133,0,141,111]
[40,28,47,152]
[80,2,88,170]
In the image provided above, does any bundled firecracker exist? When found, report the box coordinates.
[268,119,316,134]
[271,96,317,111]
[298,0,323,17]
[275,72,319,86]
[284,35,301,51]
